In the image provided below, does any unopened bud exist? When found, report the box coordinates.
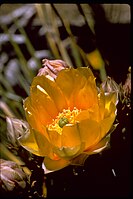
[6,117,29,147]
[37,59,70,80]
[101,76,119,94]
[123,67,131,98]
[0,159,29,192]
[119,66,131,105]
[101,77,119,105]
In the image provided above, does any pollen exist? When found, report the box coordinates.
[48,107,81,134]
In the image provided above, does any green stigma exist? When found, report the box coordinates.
[58,117,69,128]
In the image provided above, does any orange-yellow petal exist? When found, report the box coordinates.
[54,145,81,159]
[100,116,116,139]
[97,91,106,120]
[56,68,85,109]
[78,119,101,150]
[47,129,62,148]
[56,67,98,110]
[98,90,117,118]
[99,100,116,138]
[30,97,53,125]
[47,124,83,159]
[77,67,98,109]
[44,157,70,171]
[76,104,102,123]
[85,134,110,155]
[30,83,58,119]
[18,127,54,159]
[61,124,81,147]
[24,97,52,135]
[70,135,110,165]
[77,67,95,79]
[31,75,68,112]
[23,97,43,133]
[18,128,42,156]
[47,123,81,149]
[104,92,118,112]
[75,76,98,109]
[75,110,90,121]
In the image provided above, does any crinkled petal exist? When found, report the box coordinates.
[77,67,95,79]
[75,110,90,121]
[97,91,106,120]
[85,134,110,155]
[100,117,116,139]
[97,90,117,122]
[23,97,43,133]
[88,104,101,122]
[54,145,81,159]
[99,101,116,138]
[44,157,70,171]
[47,123,82,149]
[70,133,110,165]
[75,104,100,122]
[61,123,81,147]
[18,127,54,159]
[78,119,101,150]
[56,68,85,109]
[26,96,53,125]
[30,83,58,119]
[104,92,118,110]
[75,76,98,109]
[47,124,83,159]
[24,97,52,135]
[31,75,67,112]
[47,129,62,148]
[77,68,98,108]
[18,128,41,156]
[54,141,85,160]
[56,67,97,110]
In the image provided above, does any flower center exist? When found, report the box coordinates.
[58,117,69,128]
[48,107,81,134]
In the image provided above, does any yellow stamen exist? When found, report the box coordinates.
[48,107,81,134]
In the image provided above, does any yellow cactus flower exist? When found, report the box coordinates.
[18,67,118,171]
